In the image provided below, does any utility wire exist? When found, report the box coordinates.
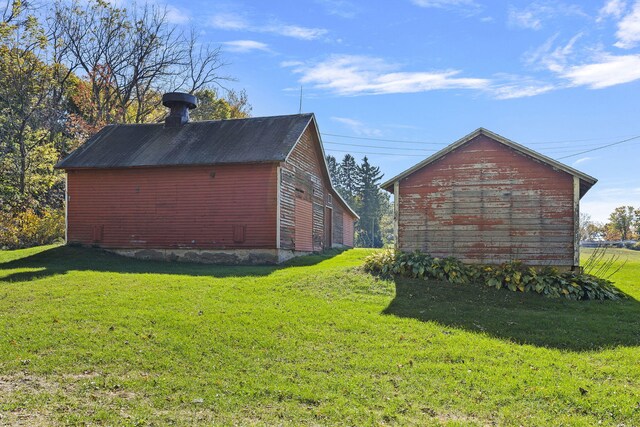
[325,148,427,157]
[322,133,441,145]
[321,131,640,146]
[556,134,640,159]
[324,141,436,152]
[324,139,616,153]
[324,133,640,160]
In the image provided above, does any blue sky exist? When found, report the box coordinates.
[163,0,640,222]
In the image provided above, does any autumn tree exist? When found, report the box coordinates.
[190,88,251,121]
[52,0,230,128]
[608,206,636,241]
[0,5,62,210]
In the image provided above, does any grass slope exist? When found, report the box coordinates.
[0,246,638,426]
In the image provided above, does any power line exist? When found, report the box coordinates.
[324,133,640,161]
[321,131,640,146]
[557,134,640,159]
[324,148,427,157]
[324,141,436,152]
[325,138,615,153]
[321,132,442,145]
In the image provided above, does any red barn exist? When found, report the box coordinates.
[381,128,597,269]
[55,93,357,264]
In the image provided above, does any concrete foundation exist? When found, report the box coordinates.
[107,247,314,265]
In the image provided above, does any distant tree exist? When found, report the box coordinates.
[326,154,339,186]
[602,222,622,241]
[337,154,358,205]
[0,6,62,210]
[579,212,593,241]
[355,156,384,247]
[378,192,394,247]
[52,0,229,126]
[585,221,606,241]
[608,206,635,241]
[190,88,251,121]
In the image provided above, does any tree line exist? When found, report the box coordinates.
[0,0,249,215]
[580,206,640,242]
[326,154,393,247]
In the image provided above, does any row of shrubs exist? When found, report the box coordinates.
[363,249,625,301]
[0,208,65,249]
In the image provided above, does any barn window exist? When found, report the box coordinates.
[327,194,333,206]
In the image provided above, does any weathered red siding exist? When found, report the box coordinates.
[397,135,575,266]
[343,213,354,247]
[294,199,313,251]
[280,125,332,251]
[332,202,344,246]
[67,164,278,249]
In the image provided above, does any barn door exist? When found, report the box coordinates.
[294,199,313,252]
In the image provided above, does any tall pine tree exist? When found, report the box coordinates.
[325,153,391,248]
[337,154,358,206]
[355,156,384,247]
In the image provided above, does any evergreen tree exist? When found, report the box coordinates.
[355,156,384,247]
[337,154,358,206]
[326,155,339,187]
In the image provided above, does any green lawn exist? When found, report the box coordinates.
[0,246,638,426]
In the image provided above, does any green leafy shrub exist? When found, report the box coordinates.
[0,208,64,249]
[363,250,625,301]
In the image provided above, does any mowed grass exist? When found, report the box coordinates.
[0,246,638,426]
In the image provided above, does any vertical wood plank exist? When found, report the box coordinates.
[394,181,399,250]
[574,175,580,268]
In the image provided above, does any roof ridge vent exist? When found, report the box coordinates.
[162,92,198,127]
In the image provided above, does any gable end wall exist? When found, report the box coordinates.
[397,135,576,266]
[280,126,354,251]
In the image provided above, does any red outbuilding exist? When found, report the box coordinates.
[55,93,357,264]
[381,128,597,270]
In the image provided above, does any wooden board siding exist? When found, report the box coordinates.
[280,126,329,252]
[332,203,344,246]
[397,135,575,266]
[343,213,354,247]
[294,199,313,251]
[66,164,278,249]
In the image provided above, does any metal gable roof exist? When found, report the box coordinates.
[381,127,598,199]
[55,113,314,169]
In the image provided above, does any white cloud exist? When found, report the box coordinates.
[508,2,585,30]
[411,0,478,7]
[597,0,627,21]
[524,32,640,89]
[281,60,305,67]
[222,40,270,53]
[411,0,481,15]
[315,0,359,18]
[573,156,593,165]
[561,53,640,88]
[331,117,382,137]
[288,55,490,96]
[525,33,583,73]
[209,12,249,30]
[208,13,327,40]
[491,82,556,99]
[614,1,640,48]
[266,24,328,40]
[164,5,190,24]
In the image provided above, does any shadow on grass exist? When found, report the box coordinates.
[384,277,640,351]
[0,245,345,283]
